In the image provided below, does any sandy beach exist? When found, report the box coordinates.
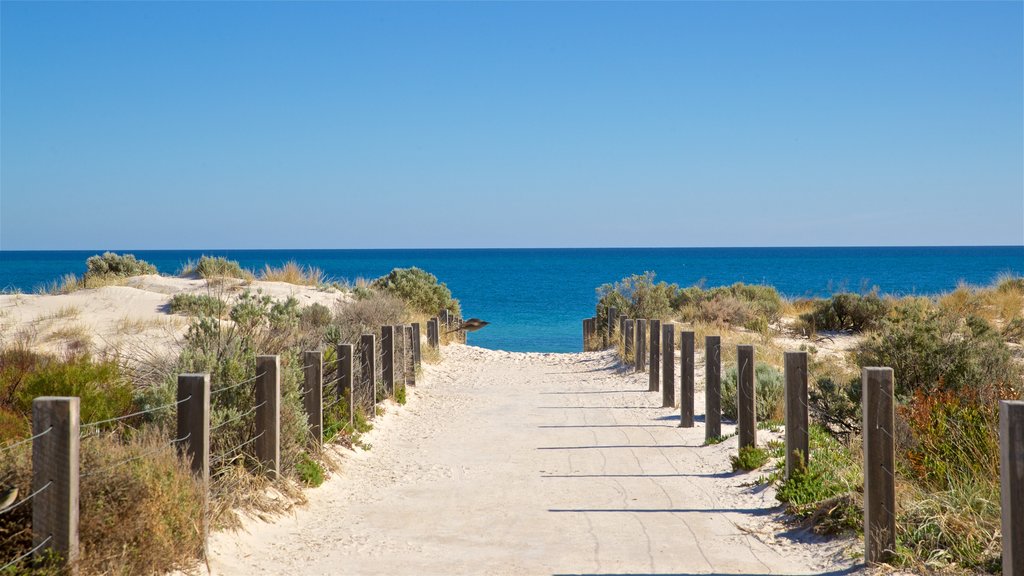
[204,344,859,575]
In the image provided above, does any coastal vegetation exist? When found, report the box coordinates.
[0,255,458,574]
[598,271,1024,572]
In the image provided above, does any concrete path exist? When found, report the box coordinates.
[207,345,858,575]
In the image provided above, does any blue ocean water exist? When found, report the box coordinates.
[1,247,1022,353]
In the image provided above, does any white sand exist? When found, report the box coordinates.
[0,275,349,359]
[204,345,860,575]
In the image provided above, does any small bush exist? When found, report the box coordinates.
[169,293,229,318]
[371,268,459,317]
[186,256,252,280]
[730,445,769,471]
[799,292,889,333]
[808,372,861,438]
[300,303,333,331]
[720,363,784,422]
[332,293,406,346]
[674,282,784,328]
[85,252,157,279]
[260,261,326,286]
[596,272,676,326]
[295,452,325,487]
[15,355,134,427]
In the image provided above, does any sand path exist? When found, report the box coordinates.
[207,345,858,575]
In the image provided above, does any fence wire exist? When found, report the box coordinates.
[211,430,264,467]
[0,535,52,571]
[81,395,192,431]
[210,402,265,431]
[212,372,265,396]
[81,433,191,479]
[0,481,51,516]
[0,426,51,454]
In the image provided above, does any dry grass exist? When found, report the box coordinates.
[34,305,81,323]
[116,316,167,335]
[260,261,326,286]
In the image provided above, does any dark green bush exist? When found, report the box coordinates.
[85,252,157,279]
[720,363,784,422]
[189,256,251,280]
[808,373,861,438]
[730,446,769,471]
[169,293,229,318]
[371,267,459,317]
[799,292,889,333]
[295,452,325,487]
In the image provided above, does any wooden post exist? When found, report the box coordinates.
[381,326,395,397]
[582,318,591,351]
[303,351,323,446]
[784,351,809,480]
[405,325,416,387]
[661,323,675,408]
[624,319,634,362]
[393,325,405,393]
[618,314,627,348]
[31,397,79,573]
[1002,400,1024,575]
[636,319,647,372]
[360,333,376,408]
[176,373,210,481]
[427,318,439,349]
[649,319,661,392]
[605,306,616,349]
[337,343,354,429]
[412,322,422,367]
[705,336,722,441]
[863,367,896,565]
[255,355,280,478]
[680,331,695,428]
[737,345,756,449]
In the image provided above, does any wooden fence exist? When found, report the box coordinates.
[0,314,456,572]
[582,312,1022,570]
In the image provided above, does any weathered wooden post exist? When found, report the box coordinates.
[607,306,618,349]
[649,319,661,392]
[737,345,756,449]
[381,326,395,397]
[303,351,323,446]
[863,367,896,565]
[412,322,422,366]
[427,318,439,349]
[360,334,376,408]
[582,318,590,351]
[1002,400,1024,575]
[705,336,722,441]
[624,319,634,363]
[661,323,675,408]
[255,355,281,478]
[337,343,354,428]
[32,397,79,573]
[680,331,695,428]
[405,325,416,387]
[636,319,647,372]
[176,373,210,557]
[618,314,627,348]
[176,373,210,480]
[393,325,404,393]
[784,351,809,480]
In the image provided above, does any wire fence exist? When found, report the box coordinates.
[80,395,192,435]
[0,426,51,454]
[1,535,52,572]
[211,372,265,396]
[0,481,51,516]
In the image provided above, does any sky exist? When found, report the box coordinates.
[1,1,1022,250]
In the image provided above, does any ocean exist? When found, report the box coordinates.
[2,247,1022,353]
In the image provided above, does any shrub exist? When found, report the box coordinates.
[332,293,406,346]
[730,446,769,471]
[808,373,861,438]
[260,261,326,286]
[300,303,333,331]
[295,452,325,487]
[84,252,157,279]
[371,268,459,317]
[186,256,252,280]
[169,293,229,318]
[596,272,676,325]
[673,282,783,328]
[855,299,1022,402]
[15,355,134,427]
[798,292,889,333]
[0,347,45,411]
[720,363,784,422]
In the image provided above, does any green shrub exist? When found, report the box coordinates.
[730,445,769,471]
[371,267,459,317]
[169,293,229,318]
[295,452,325,487]
[673,282,783,327]
[720,363,784,422]
[186,256,251,280]
[799,292,889,333]
[299,303,333,330]
[15,355,134,427]
[808,373,861,438]
[0,347,45,412]
[596,272,676,325]
[395,385,406,405]
[1004,317,1024,343]
[85,252,157,279]
[855,299,1021,401]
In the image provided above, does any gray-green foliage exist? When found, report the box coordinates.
[371,267,460,317]
[799,292,889,333]
[596,272,676,327]
[85,252,157,278]
[720,363,784,422]
[187,255,251,280]
[169,293,229,318]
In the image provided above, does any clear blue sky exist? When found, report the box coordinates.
[1,1,1021,250]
